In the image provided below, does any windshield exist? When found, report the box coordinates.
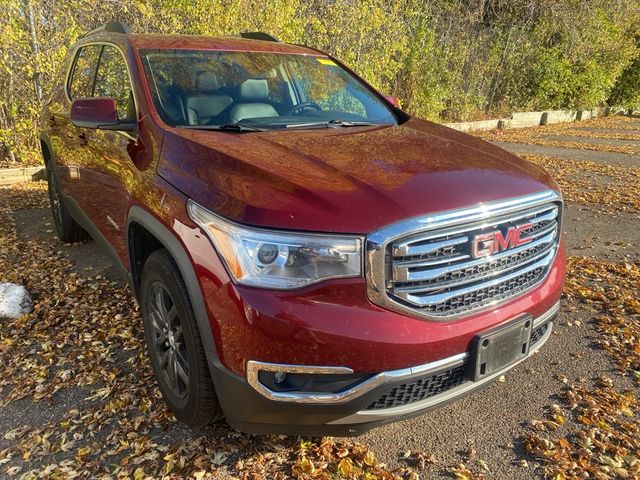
[139,49,397,129]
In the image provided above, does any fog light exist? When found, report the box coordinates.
[274,371,287,384]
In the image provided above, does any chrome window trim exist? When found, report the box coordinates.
[246,301,560,404]
[365,190,563,321]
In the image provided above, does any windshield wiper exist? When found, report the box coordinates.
[178,120,379,132]
[177,123,268,132]
[282,120,378,130]
[326,120,377,127]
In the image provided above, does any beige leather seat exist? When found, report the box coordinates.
[229,79,278,123]
[185,71,233,125]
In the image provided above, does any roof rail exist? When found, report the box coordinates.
[239,32,280,42]
[82,21,131,38]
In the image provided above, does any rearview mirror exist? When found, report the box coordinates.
[71,98,136,132]
[383,95,401,109]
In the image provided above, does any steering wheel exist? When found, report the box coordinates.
[287,102,322,116]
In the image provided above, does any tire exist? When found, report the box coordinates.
[46,163,89,243]
[140,249,224,426]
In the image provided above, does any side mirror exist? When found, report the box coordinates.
[383,95,401,109]
[71,98,136,132]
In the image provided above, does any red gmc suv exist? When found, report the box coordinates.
[39,22,565,436]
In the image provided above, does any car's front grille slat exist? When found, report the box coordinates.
[366,192,562,319]
[396,250,554,307]
[393,235,468,257]
[366,364,467,410]
[530,321,550,345]
[393,229,556,284]
[394,240,556,294]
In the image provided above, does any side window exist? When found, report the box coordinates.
[94,45,134,120]
[68,45,102,99]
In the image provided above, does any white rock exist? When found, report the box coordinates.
[0,283,33,319]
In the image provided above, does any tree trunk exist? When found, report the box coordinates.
[23,0,42,103]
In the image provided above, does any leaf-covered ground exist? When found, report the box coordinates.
[524,258,640,480]
[480,116,640,155]
[522,155,640,214]
[480,115,640,479]
[559,130,640,142]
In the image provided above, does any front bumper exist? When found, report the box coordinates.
[203,237,566,376]
[211,301,559,436]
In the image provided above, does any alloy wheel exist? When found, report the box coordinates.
[148,282,190,398]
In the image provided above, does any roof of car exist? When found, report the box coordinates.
[79,23,322,55]
[124,34,323,56]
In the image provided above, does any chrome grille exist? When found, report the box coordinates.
[366,191,562,320]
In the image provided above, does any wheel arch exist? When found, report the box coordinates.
[126,206,223,373]
[40,133,54,166]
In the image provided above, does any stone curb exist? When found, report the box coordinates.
[445,107,628,133]
[0,166,46,186]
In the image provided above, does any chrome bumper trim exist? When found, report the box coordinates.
[246,354,467,405]
[328,303,558,424]
[246,301,560,405]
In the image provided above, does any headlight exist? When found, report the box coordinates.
[187,201,362,289]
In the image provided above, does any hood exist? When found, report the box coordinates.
[158,118,558,234]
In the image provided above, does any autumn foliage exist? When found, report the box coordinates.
[1,0,640,165]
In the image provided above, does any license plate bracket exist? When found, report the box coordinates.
[470,315,533,382]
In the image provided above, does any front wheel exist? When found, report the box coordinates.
[140,249,224,426]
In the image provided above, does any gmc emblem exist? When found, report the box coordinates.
[471,223,533,259]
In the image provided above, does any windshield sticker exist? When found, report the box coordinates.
[317,58,337,66]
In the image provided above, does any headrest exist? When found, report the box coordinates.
[239,79,269,101]
[195,71,219,93]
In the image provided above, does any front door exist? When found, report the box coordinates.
[57,44,102,204]
[77,43,140,260]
